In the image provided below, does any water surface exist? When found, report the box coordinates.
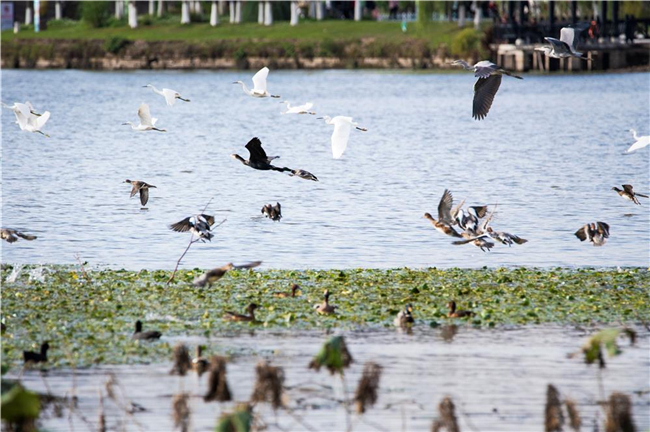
[2,70,648,269]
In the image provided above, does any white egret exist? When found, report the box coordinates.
[536,27,591,61]
[3,101,50,136]
[281,101,315,115]
[122,103,166,132]
[143,84,190,106]
[626,129,649,153]
[2,101,41,117]
[233,67,280,98]
[451,60,523,120]
[318,116,367,159]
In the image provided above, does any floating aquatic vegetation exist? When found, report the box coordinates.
[545,384,564,432]
[250,360,285,410]
[354,362,382,414]
[204,356,232,402]
[172,393,190,432]
[605,392,635,432]
[169,344,192,376]
[581,328,636,369]
[431,396,460,432]
[215,404,253,432]
[308,336,353,375]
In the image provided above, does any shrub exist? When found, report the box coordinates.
[104,36,130,54]
[81,1,110,28]
[450,28,483,58]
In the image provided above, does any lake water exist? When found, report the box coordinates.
[2,70,649,270]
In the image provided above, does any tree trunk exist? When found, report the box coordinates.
[195,1,203,15]
[315,0,323,20]
[181,1,191,24]
[157,0,164,17]
[115,1,123,19]
[458,4,466,27]
[290,1,298,26]
[229,1,234,23]
[55,1,62,20]
[354,0,361,21]
[148,0,154,15]
[210,1,219,26]
[473,1,481,30]
[128,1,138,28]
[264,1,273,25]
[235,1,241,23]
[25,5,33,25]
[258,1,264,24]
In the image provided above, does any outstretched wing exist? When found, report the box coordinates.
[137,103,153,126]
[437,189,454,223]
[245,137,269,163]
[473,75,502,120]
[331,118,352,159]
[32,111,50,130]
[622,184,634,195]
[170,217,192,232]
[162,89,177,106]
[560,27,576,50]
[544,37,572,55]
[251,67,269,94]
[16,232,37,241]
[139,188,149,206]
[597,222,610,238]
[574,225,588,241]
[233,261,262,270]
[200,214,216,227]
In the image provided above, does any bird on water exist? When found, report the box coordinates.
[124,179,156,207]
[231,138,291,172]
[315,290,337,314]
[23,342,50,364]
[224,303,259,322]
[132,320,162,340]
[450,60,523,120]
[394,304,415,327]
[447,301,474,318]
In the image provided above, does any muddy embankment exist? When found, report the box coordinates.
[1,37,457,70]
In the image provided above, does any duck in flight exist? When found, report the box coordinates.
[262,202,282,221]
[290,169,319,181]
[234,67,280,98]
[169,214,216,241]
[612,184,648,205]
[193,261,262,288]
[231,138,291,172]
[1,228,37,243]
[485,227,528,246]
[451,60,523,120]
[575,222,610,246]
[124,179,156,206]
[423,189,462,238]
[143,84,190,106]
[536,27,591,61]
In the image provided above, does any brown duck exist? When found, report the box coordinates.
[424,189,462,238]
[315,290,337,314]
[612,184,648,205]
[447,301,474,318]
[1,228,37,243]
[224,303,259,322]
[274,283,301,298]
[124,179,156,206]
[575,222,610,246]
[262,202,282,221]
[193,261,262,287]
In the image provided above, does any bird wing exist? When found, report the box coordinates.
[574,225,588,241]
[200,214,216,226]
[162,89,177,106]
[474,66,494,79]
[451,199,465,220]
[299,102,314,112]
[473,74,502,120]
[437,189,454,223]
[544,37,572,54]
[470,205,489,219]
[622,184,634,195]
[331,118,353,159]
[137,103,153,126]
[129,183,139,198]
[140,188,149,206]
[32,111,50,130]
[453,234,490,245]
[245,137,269,163]
[170,217,192,232]
[597,222,610,238]
[16,232,37,241]
[626,138,650,153]
[13,110,29,130]
[15,102,33,119]
[251,67,269,94]
[560,27,577,50]
[233,261,263,270]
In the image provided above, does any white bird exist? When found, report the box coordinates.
[451,60,523,120]
[281,101,315,115]
[318,116,367,159]
[122,103,166,132]
[2,101,41,118]
[536,27,591,61]
[233,67,280,98]
[3,101,50,137]
[626,129,650,153]
[143,84,190,106]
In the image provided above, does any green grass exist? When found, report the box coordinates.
[2,265,648,368]
[2,20,461,43]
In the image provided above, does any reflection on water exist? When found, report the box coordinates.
[10,327,649,431]
[2,70,649,269]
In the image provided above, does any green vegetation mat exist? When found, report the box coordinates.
[2,265,648,367]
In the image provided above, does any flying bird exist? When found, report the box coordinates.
[4,101,50,136]
[124,179,156,206]
[231,138,291,172]
[452,232,495,252]
[318,116,367,159]
[536,27,591,60]
[169,214,216,241]
[575,222,610,246]
[423,189,462,238]
[262,202,282,221]
[193,261,262,288]
[123,103,166,132]
[143,84,190,106]
[233,67,280,98]
[626,129,649,153]
[282,101,315,115]
[289,169,318,181]
[451,60,523,120]
[612,185,648,205]
[1,228,37,243]
[486,227,527,246]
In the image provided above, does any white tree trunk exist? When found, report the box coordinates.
[290,1,298,26]
[55,1,62,20]
[149,0,155,15]
[210,1,219,26]
[264,1,273,25]
[195,1,203,15]
[115,0,123,19]
[234,1,241,23]
[157,0,164,17]
[473,1,481,30]
[181,1,191,23]
[315,0,323,20]
[258,1,264,24]
[128,1,138,28]
[229,1,234,23]
[218,0,225,15]
[458,4,466,27]
[354,1,361,21]
[25,5,32,25]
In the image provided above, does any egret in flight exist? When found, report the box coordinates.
[536,27,591,61]
[318,116,367,159]
[3,101,50,136]
[626,129,649,153]
[233,67,280,98]
[143,84,190,106]
[2,101,41,117]
[122,103,166,132]
[451,60,523,120]
[282,101,315,115]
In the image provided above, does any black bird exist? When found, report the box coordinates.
[23,342,49,364]
[262,202,282,221]
[231,138,291,172]
[132,320,162,340]
[169,214,216,241]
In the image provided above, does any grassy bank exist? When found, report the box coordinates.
[2,265,648,367]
